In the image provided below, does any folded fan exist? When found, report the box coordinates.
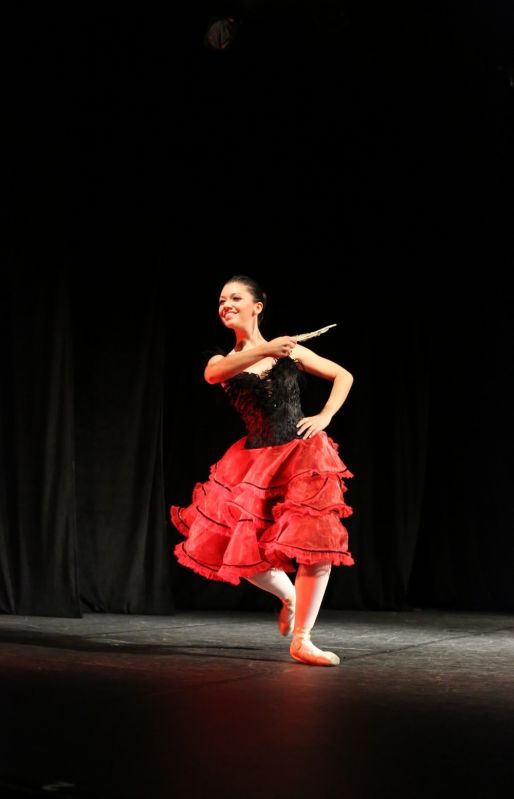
[293,323,337,342]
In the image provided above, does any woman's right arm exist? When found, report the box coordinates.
[204,337,297,384]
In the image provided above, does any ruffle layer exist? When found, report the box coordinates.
[170,431,354,585]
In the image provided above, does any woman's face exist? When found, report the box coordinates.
[218,282,262,329]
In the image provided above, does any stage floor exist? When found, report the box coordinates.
[1,609,513,798]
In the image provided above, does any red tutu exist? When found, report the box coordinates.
[170,431,354,585]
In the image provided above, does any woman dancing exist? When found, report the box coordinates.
[171,275,355,666]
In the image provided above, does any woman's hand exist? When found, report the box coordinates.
[296,411,333,439]
[264,336,297,359]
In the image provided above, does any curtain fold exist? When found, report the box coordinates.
[1,261,173,617]
[1,265,512,615]
[0,267,80,616]
[72,264,173,614]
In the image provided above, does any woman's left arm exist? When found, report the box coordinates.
[292,344,354,440]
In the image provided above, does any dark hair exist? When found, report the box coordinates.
[224,274,267,327]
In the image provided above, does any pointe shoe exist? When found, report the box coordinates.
[290,627,340,666]
[278,594,296,636]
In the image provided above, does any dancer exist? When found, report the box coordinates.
[170,275,355,666]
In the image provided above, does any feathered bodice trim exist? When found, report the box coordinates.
[223,357,304,448]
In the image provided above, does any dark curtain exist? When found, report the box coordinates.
[409,282,514,611]
[0,267,80,616]
[72,259,173,614]
[2,2,513,616]
[2,264,511,617]
[0,258,172,617]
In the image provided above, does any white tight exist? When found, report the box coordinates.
[294,561,332,631]
[245,568,295,602]
[245,561,332,632]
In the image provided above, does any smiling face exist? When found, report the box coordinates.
[218,281,263,330]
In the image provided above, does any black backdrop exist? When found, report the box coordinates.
[2,2,513,616]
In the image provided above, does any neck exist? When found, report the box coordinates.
[234,325,266,351]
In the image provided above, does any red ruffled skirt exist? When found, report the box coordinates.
[170,431,354,585]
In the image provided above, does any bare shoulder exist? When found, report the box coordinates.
[291,343,314,361]
[291,343,345,380]
[291,343,324,366]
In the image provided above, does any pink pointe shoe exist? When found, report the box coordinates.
[278,594,296,636]
[290,627,340,666]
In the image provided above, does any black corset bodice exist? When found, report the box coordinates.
[223,357,304,448]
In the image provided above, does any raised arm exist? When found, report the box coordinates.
[204,336,297,384]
